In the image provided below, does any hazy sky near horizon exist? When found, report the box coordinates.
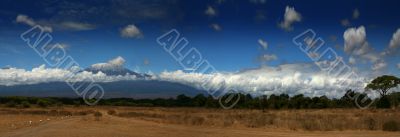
[0,0,400,97]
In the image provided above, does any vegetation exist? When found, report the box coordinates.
[366,75,400,108]
[366,75,400,97]
[0,91,399,109]
[383,121,400,131]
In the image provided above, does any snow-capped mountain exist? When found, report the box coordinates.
[84,56,151,78]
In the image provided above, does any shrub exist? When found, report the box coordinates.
[37,99,49,108]
[21,101,31,108]
[376,97,391,109]
[6,101,17,108]
[383,121,399,131]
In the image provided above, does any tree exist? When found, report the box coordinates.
[366,75,400,97]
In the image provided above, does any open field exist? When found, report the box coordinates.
[1,107,400,137]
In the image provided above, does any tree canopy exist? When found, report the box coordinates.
[366,75,400,97]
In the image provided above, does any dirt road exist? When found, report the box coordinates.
[2,112,400,137]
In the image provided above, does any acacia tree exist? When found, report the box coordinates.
[366,75,400,97]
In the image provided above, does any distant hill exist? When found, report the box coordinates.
[0,80,206,98]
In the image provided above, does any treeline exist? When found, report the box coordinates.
[1,90,400,109]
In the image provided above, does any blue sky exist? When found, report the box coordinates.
[0,0,399,75]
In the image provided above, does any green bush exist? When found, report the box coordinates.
[36,99,49,108]
[21,101,31,108]
[383,121,399,131]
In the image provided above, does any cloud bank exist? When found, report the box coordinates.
[0,60,371,99]
[159,63,369,98]
[0,65,140,86]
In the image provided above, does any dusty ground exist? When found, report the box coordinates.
[1,107,400,137]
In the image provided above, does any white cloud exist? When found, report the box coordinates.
[258,39,268,50]
[0,65,141,86]
[372,61,387,71]
[0,60,378,99]
[16,14,53,32]
[389,29,400,50]
[343,26,368,55]
[120,24,143,38]
[91,56,126,70]
[353,9,360,19]
[205,6,217,17]
[349,56,356,65]
[343,26,385,70]
[58,21,96,31]
[397,63,400,70]
[158,63,369,98]
[259,54,277,62]
[279,6,302,31]
[210,23,222,31]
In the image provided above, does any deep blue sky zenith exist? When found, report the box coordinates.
[0,0,399,75]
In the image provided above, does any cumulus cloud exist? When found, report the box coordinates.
[205,6,217,17]
[343,26,381,62]
[398,63,400,69]
[279,6,302,31]
[90,56,126,70]
[380,29,400,56]
[16,14,53,32]
[210,23,222,31]
[343,26,389,71]
[388,29,400,50]
[258,39,268,50]
[353,9,360,19]
[120,24,143,38]
[343,26,369,55]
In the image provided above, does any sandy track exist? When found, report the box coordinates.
[2,113,400,137]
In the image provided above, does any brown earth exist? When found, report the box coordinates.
[1,107,400,137]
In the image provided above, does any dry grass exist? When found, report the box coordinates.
[113,107,400,131]
[1,106,400,132]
